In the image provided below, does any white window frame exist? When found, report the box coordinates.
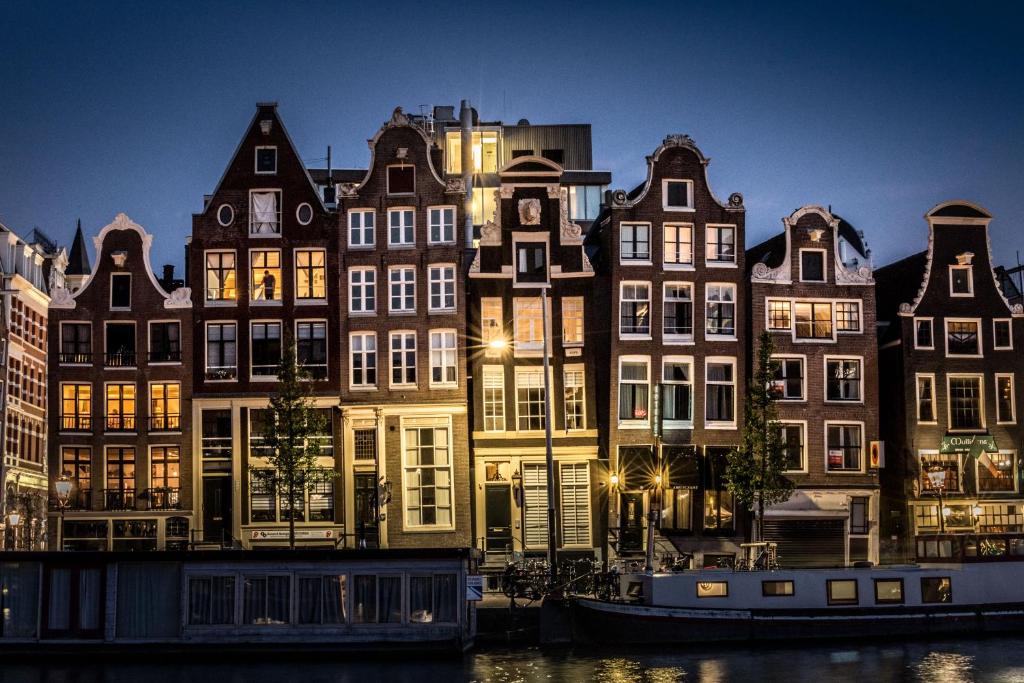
[944,317,983,358]
[799,248,827,283]
[619,222,652,264]
[109,273,132,311]
[916,373,937,425]
[388,266,416,314]
[619,281,652,340]
[661,178,694,212]
[946,373,986,432]
[778,420,808,474]
[428,205,457,244]
[512,233,550,287]
[995,373,1016,425]
[481,365,506,432]
[834,300,863,334]
[662,355,694,428]
[513,296,548,356]
[348,209,375,248]
[705,224,737,266]
[295,202,313,226]
[515,366,548,433]
[617,355,651,428]
[248,248,283,304]
[400,416,455,532]
[994,319,1014,350]
[203,249,237,305]
[348,267,376,315]
[558,461,592,547]
[562,296,584,346]
[389,330,417,388]
[388,207,415,247]
[349,331,378,390]
[766,299,792,332]
[824,420,866,474]
[704,356,737,429]
[771,354,806,402]
[248,188,282,237]
[254,146,277,175]
[976,450,1018,494]
[386,164,416,197]
[249,320,282,382]
[204,320,237,382]
[914,317,935,350]
[704,283,737,340]
[563,363,586,432]
[293,248,327,302]
[663,222,694,269]
[428,329,458,388]
[428,264,457,313]
[949,264,974,297]
[103,320,137,368]
[663,282,694,343]
[823,355,864,404]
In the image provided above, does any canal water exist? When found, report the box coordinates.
[2,637,1023,682]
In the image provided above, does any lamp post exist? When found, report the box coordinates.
[926,467,947,534]
[6,512,20,551]
[540,287,558,586]
[54,473,73,552]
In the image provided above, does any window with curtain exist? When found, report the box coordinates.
[242,575,290,625]
[619,359,649,422]
[295,249,327,300]
[188,576,236,625]
[705,285,735,336]
[205,323,237,379]
[297,575,347,625]
[250,322,282,378]
[664,223,693,266]
[250,191,281,234]
[404,424,454,528]
[410,576,434,623]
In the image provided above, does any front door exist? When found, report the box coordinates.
[485,485,513,555]
[354,473,380,548]
[619,492,645,553]
[202,476,232,546]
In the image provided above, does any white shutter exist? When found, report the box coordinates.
[560,463,591,546]
[522,464,549,549]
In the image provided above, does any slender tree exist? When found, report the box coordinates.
[726,330,794,542]
[249,339,335,549]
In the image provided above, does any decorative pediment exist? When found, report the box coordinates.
[808,228,825,242]
[559,188,583,245]
[111,251,128,268]
[751,261,789,283]
[835,264,874,285]
[164,287,193,309]
[955,252,974,266]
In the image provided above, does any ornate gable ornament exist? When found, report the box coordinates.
[49,286,76,310]
[518,199,541,225]
[164,286,193,309]
[559,188,583,246]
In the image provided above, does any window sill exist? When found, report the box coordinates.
[663,336,695,345]
[295,299,328,306]
[662,206,695,213]
[705,261,737,268]
[248,233,282,239]
[250,376,279,382]
[826,470,866,475]
[389,383,418,390]
[945,353,983,359]
[824,399,864,405]
[427,240,458,247]
[619,260,653,267]
[705,422,737,430]
[205,300,238,307]
[617,421,651,430]
[428,383,459,390]
[347,244,376,251]
[994,346,1014,351]
[704,334,737,342]
[428,308,458,315]
[250,300,283,307]
[619,334,653,341]
[664,263,695,271]
[348,311,377,317]
[387,244,417,250]
[664,421,694,430]
[349,385,378,392]
[793,338,837,344]
[389,310,417,316]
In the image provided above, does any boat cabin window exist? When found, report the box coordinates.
[762,580,794,597]
[874,579,904,604]
[921,577,952,604]
[696,581,728,598]
[826,579,858,605]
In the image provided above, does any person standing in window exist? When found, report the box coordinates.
[261,270,276,301]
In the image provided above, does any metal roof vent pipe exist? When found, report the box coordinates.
[460,99,474,249]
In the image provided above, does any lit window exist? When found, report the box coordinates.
[620,223,650,261]
[921,577,952,604]
[250,322,281,378]
[620,282,651,337]
[481,298,503,351]
[705,226,735,263]
[662,179,693,210]
[563,366,585,431]
[387,165,415,195]
[348,268,376,314]
[471,187,497,226]
[149,383,181,431]
[205,251,237,302]
[482,366,505,432]
[388,209,415,246]
[250,250,282,302]
[826,358,861,401]
[562,297,584,345]
[249,191,281,234]
[946,319,980,356]
[826,424,863,472]
[568,186,602,221]
[513,298,545,353]
[429,265,456,311]
[705,360,735,424]
[978,452,1016,493]
[350,332,377,388]
[794,302,832,339]
[920,453,961,493]
[705,284,735,337]
[390,331,416,386]
[515,367,547,431]
[403,423,453,528]
[663,283,693,339]
[662,358,693,423]
[664,224,693,266]
[767,300,792,330]
[105,383,136,432]
[295,250,327,300]
[446,130,499,174]
[835,302,861,332]
[827,579,858,605]
[429,330,457,387]
[696,582,728,598]
[388,267,415,313]
[348,210,375,247]
[429,206,456,244]
[618,358,649,422]
[60,383,92,431]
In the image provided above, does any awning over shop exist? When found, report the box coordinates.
[940,434,1000,475]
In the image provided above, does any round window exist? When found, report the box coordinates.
[296,202,314,226]
[217,203,234,227]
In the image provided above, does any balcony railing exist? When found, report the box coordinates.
[145,487,181,510]
[104,352,137,368]
[59,352,92,364]
[205,366,238,381]
[148,414,181,432]
[148,349,182,363]
[201,437,232,459]
[60,416,92,432]
[105,415,137,432]
[50,489,92,511]
[103,488,136,511]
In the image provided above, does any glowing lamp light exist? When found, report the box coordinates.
[927,468,947,490]
[973,505,984,517]
[654,473,663,486]
[488,338,508,350]
[55,473,74,505]
[942,506,952,517]
[6,512,20,527]
[609,473,620,487]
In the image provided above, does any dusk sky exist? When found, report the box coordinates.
[2,1,1021,271]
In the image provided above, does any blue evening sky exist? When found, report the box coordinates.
[1,1,1021,272]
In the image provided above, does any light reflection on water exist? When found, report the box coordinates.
[3,638,1024,682]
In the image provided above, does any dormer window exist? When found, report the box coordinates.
[950,265,973,296]
[255,147,277,175]
[800,249,826,282]
[516,243,548,284]
[387,165,415,195]
[663,179,694,211]
[110,274,131,309]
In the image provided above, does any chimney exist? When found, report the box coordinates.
[161,264,175,291]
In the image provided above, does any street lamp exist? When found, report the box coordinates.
[54,473,74,552]
[6,511,20,551]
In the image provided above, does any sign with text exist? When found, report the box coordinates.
[466,574,484,601]
[250,528,337,541]
[940,435,998,457]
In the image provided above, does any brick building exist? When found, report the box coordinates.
[747,205,880,566]
[467,155,605,571]
[586,134,748,568]
[186,103,343,549]
[333,108,473,549]
[47,213,193,550]
[876,200,1024,563]
[1,222,64,550]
